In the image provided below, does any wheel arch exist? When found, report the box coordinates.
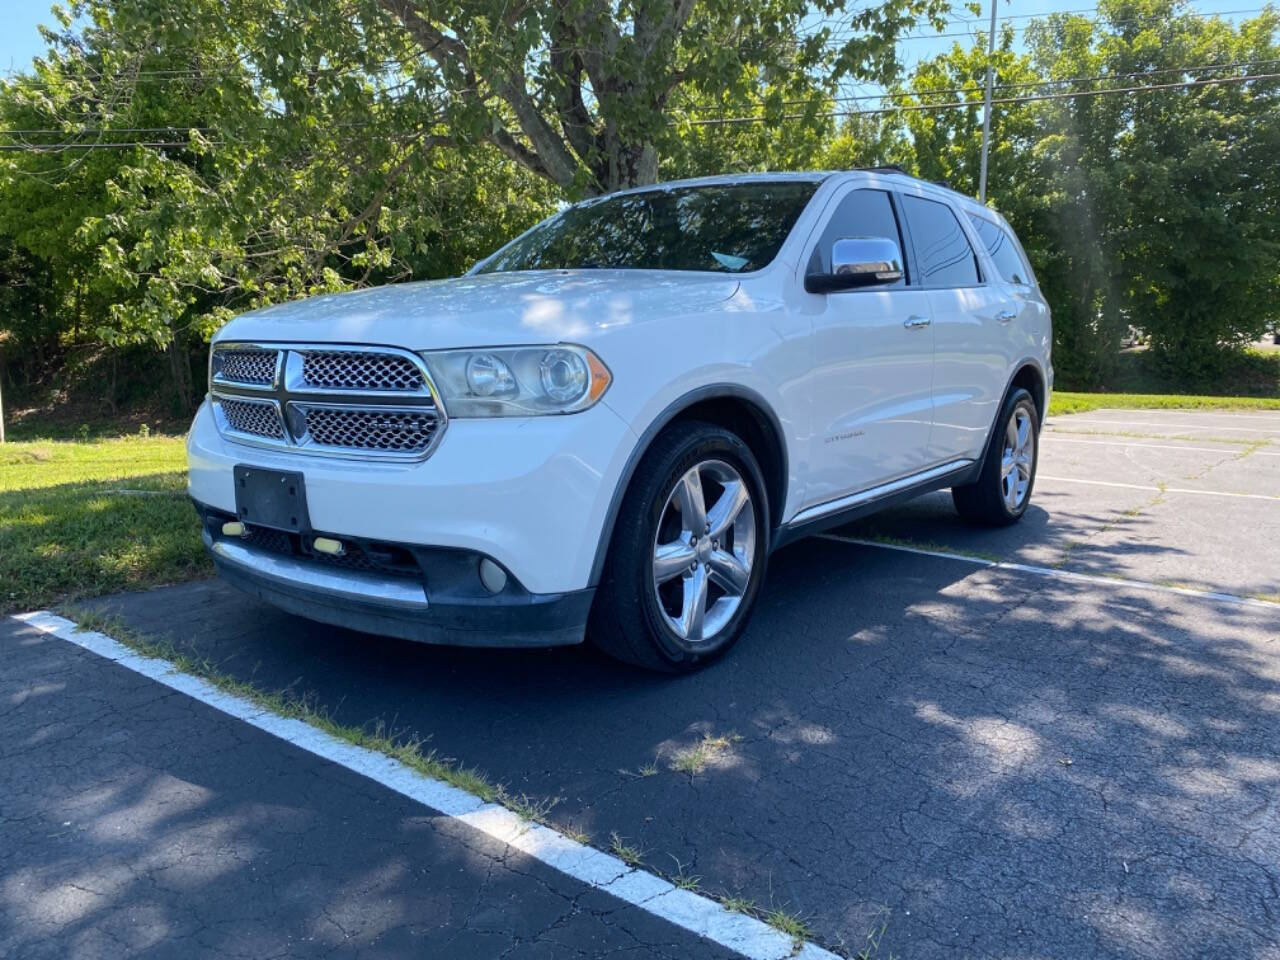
[1008,360,1048,426]
[588,385,788,586]
[970,360,1048,478]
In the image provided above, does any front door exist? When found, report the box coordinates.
[802,187,936,510]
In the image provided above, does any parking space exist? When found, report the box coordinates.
[5,409,1279,959]
[0,616,763,960]
[845,410,1280,598]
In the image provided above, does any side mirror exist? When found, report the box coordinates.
[805,236,904,293]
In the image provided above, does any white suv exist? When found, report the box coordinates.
[188,169,1051,671]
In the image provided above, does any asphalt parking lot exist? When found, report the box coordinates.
[4,407,1279,959]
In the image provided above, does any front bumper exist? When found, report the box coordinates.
[187,395,637,595]
[197,508,594,647]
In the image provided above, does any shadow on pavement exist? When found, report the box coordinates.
[81,530,1280,960]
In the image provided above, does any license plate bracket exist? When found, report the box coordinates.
[233,465,310,533]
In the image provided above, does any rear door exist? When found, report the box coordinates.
[898,192,1010,463]
[966,209,1050,372]
[801,186,936,509]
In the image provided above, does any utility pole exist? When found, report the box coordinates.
[978,0,999,203]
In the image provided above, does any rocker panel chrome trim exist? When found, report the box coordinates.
[787,458,974,526]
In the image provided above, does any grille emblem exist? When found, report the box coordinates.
[285,405,309,439]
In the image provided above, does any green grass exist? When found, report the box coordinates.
[609,832,645,868]
[764,907,813,945]
[721,896,755,915]
[669,732,743,775]
[1049,391,1280,417]
[0,434,209,614]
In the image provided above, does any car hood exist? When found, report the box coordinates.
[215,270,742,349]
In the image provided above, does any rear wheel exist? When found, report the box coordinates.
[589,421,769,672]
[951,387,1039,526]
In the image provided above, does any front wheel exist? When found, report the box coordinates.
[951,387,1039,526]
[589,421,769,672]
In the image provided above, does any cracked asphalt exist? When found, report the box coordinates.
[5,408,1279,959]
[0,617,746,960]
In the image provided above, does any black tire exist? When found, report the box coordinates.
[588,420,770,672]
[951,387,1039,526]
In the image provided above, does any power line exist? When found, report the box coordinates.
[4,4,1270,85]
[0,140,224,151]
[0,126,215,136]
[818,5,1271,45]
[4,70,1276,148]
[805,2,1265,28]
[779,58,1280,107]
[7,59,1276,141]
[685,71,1280,125]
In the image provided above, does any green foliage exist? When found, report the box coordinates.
[883,0,1280,387]
[0,0,558,408]
[0,0,942,415]
[2,0,1277,421]
[347,0,948,194]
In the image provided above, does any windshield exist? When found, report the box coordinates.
[476,181,819,275]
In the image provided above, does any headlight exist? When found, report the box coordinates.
[420,344,611,417]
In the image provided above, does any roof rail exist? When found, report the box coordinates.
[854,165,971,200]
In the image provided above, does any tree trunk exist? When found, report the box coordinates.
[107,350,119,415]
[168,338,193,413]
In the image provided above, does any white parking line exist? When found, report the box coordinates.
[820,536,1278,610]
[1052,418,1280,435]
[11,611,837,960]
[1037,475,1280,501]
[1042,436,1280,458]
[1069,410,1280,423]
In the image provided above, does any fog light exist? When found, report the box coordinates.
[479,558,507,594]
[221,521,246,537]
[313,537,344,556]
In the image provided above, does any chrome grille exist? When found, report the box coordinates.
[302,351,424,391]
[208,342,445,461]
[216,348,278,386]
[214,396,284,439]
[298,406,439,454]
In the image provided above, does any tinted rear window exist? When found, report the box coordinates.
[477,182,819,274]
[900,195,981,286]
[968,214,1034,286]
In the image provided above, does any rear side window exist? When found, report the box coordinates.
[900,195,981,287]
[968,214,1033,286]
[807,188,906,287]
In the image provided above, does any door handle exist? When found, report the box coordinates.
[996,309,1017,323]
[904,315,931,329]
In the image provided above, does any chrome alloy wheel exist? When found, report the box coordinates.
[1001,407,1035,512]
[651,459,756,644]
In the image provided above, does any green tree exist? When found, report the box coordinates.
[1027,0,1280,384]
[357,0,949,194]
[0,1,557,408]
[879,0,1280,387]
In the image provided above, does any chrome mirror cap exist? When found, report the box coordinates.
[806,236,904,293]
